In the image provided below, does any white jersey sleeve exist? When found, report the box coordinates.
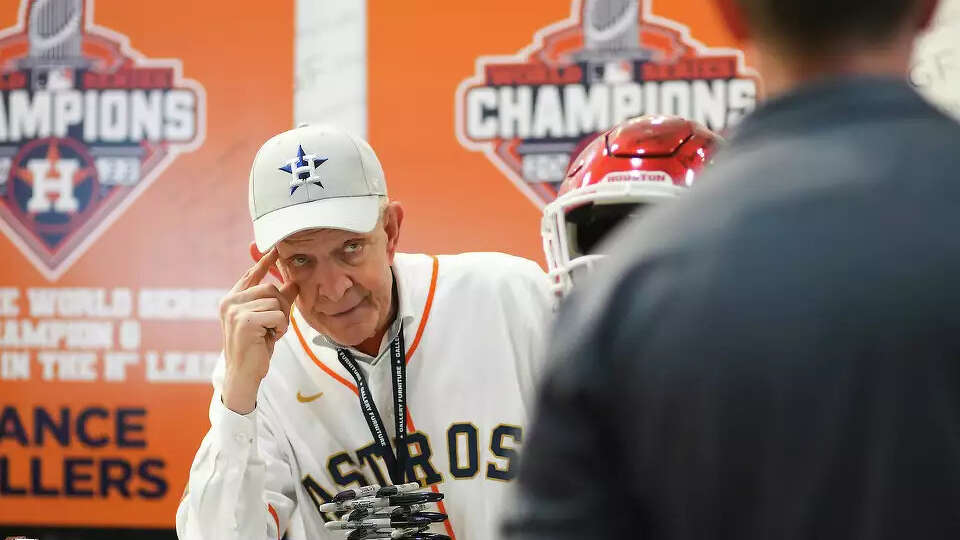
[176,356,297,540]
[500,255,555,407]
[441,252,555,411]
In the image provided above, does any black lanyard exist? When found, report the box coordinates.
[336,326,408,485]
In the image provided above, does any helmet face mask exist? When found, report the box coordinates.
[541,115,722,297]
[567,202,649,256]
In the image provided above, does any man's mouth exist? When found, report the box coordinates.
[329,298,365,318]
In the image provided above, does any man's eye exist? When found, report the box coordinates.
[344,242,363,255]
[290,255,310,267]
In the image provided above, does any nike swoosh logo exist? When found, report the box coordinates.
[296,391,324,403]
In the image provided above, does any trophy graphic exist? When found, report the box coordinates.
[575,0,654,83]
[18,0,88,90]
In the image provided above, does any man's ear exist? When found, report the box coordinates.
[383,202,404,265]
[713,0,751,41]
[249,241,285,282]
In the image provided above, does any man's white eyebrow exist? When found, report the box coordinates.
[282,235,317,245]
[282,229,347,245]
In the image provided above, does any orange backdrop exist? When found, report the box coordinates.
[369,0,752,263]
[0,0,293,528]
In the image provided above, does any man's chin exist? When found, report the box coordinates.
[328,331,370,348]
[309,319,374,348]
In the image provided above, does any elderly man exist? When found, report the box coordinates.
[507,0,960,539]
[177,125,552,540]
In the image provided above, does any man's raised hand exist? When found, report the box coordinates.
[219,249,299,414]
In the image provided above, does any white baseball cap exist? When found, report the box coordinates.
[248,124,387,251]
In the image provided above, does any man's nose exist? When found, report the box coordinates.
[314,263,354,303]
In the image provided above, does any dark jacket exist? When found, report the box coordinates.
[505,77,960,540]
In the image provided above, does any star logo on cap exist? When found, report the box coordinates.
[279,145,328,195]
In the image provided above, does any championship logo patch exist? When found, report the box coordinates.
[455,0,760,207]
[0,0,205,279]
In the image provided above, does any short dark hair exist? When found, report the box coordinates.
[735,0,921,53]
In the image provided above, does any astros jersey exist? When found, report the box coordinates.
[176,252,554,540]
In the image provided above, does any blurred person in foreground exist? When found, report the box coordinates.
[505,0,960,539]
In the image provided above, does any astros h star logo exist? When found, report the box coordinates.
[280,145,328,195]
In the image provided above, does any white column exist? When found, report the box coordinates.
[294,0,367,137]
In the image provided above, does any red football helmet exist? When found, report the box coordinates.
[542,115,722,296]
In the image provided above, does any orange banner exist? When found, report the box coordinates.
[369,0,758,264]
[0,0,293,528]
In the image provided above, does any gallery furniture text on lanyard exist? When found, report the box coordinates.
[336,326,409,485]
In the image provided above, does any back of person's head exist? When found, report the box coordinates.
[728,0,937,55]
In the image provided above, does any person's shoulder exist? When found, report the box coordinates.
[599,103,960,320]
[393,251,548,304]
[706,93,960,207]
[411,252,550,311]
[611,110,955,263]
[394,251,543,285]
[437,252,547,285]
[392,252,553,323]
[393,252,436,271]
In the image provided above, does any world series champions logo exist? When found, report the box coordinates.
[455,0,761,208]
[0,0,206,279]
